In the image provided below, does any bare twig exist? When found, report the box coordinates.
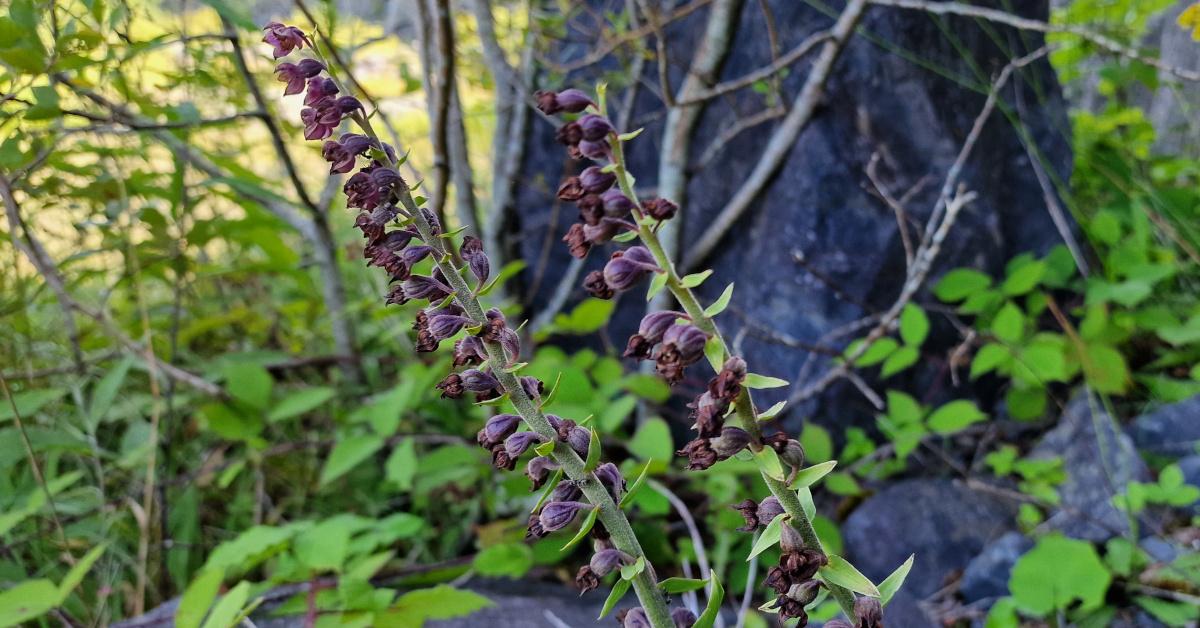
[674,30,831,106]
[542,0,716,73]
[685,0,870,271]
[650,480,722,627]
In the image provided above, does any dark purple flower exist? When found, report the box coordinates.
[304,77,338,106]
[677,438,718,470]
[504,431,545,459]
[564,425,590,458]
[519,374,542,400]
[594,462,625,502]
[534,88,594,115]
[576,193,604,226]
[732,499,761,532]
[671,607,697,628]
[711,426,751,458]
[555,121,583,146]
[590,548,633,576]
[855,597,883,628]
[654,323,709,383]
[460,236,489,285]
[550,481,583,503]
[578,114,614,141]
[428,314,472,340]
[624,310,685,360]
[578,166,616,193]
[564,223,591,259]
[322,133,372,173]
[525,456,559,490]
[274,59,324,95]
[477,414,521,448]
[556,176,584,201]
[621,607,651,628]
[539,501,591,532]
[262,22,309,58]
[603,246,659,292]
[575,565,600,594]
[402,274,451,301]
[577,139,610,161]
[581,217,628,245]
[642,197,679,221]
[460,368,500,393]
[453,336,486,367]
[436,373,463,399]
[583,270,613,300]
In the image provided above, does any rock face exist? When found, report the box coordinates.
[1030,395,1151,541]
[842,478,1019,625]
[1128,394,1200,460]
[958,531,1033,603]
[513,0,1072,428]
[430,578,607,627]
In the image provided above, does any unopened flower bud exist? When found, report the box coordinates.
[555,121,583,146]
[590,548,633,576]
[621,608,651,628]
[601,188,634,217]
[578,114,614,141]
[711,427,751,458]
[662,324,708,364]
[551,481,583,503]
[594,462,625,501]
[642,198,679,221]
[453,336,486,367]
[603,247,660,292]
[520,375,543,400]
[504,431,545,459]
[525,456,559,490]
[461,368,500,393]
[565,426,591,458]
[402,275,452,301]
[579,166,616,193]
[460,236,490,285]
[855,597,883,628]
[758,496,784,524]
[779,520,804,555]
[583,270,614,300]
[477,413,520,448]
[539,501,590,532]
[786,580,822,605]
[641,311,687,344]
[578,138,610,161]
[671,607,697,628]
[491,445,516,471]
[535,88,593,115]
[428,314,472,340]
[710,357,747,401]
[775,438,806,471]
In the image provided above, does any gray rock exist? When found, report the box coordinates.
[959,532,1032,603]
[1128,394,1200,460]
[1029,394,1150,541]
[430,578,607,627]
[843,479,1018,601]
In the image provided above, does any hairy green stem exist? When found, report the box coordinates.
[346,110,675,628]
[610,139,859,618]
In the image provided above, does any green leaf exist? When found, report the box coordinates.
[617,128,644,141]
[1009,535,1111,614]
[293,517,352,572]
[790,460,838,488]
[748,514,787,560]
[1001,260,1046,296]
[620,556,646,580]
[703,334,725,371]
[744,373,789,389]
[880,345,919,377]
[680,270,712,288]
[200,580,250,628]
[267,387,335,422]
[899,304,930,346]
[800,423,832,463]
[385,438,418,492]
[646,272,669,301]
[756,400,787,421]
[925,400,986,434]
[176,569,224,628]
[877,554,914,605]
[629,418,672,462]
[473,543,533,578]
[703,283,735,317]
[797,487,816,519]
[935,268,992,302]
[598,578,631,618]
[0,579,58,627]
[223,363,273,410]
[970,344,1010,379]
[583,427,601,472]
[385,585,493,625]
[1082,342,1129,394]
[561,506,600,552]
[319,434,385,487]
[820,555,880,597]
[660,577,710,594]
[474,391,510,407]
[624,374,671,403]
[57,544,106,603]
[541,372,564,408]
[532,468,564,513]
[693,569,724,628]
[991,302,1024,343]
[755,446,787,481]
[1006,386,1046,421]
[89,358,133,425]
[199,0,257,30]
[0,387,65,422]
[853,337,899,367]
[620,460,653,508]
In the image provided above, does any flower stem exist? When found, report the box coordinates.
[610,138,859,618]
[347,113,674,628]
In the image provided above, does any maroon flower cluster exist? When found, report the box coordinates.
[673,357,752,469]
[616,606,696,628]
[622,311,711,385]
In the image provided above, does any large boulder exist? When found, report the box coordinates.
[1029,395,1151,541]
[1128,394,1200,460]
[514,0,1072,429]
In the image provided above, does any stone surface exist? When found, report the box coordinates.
[1030,395,1151,541]
[959,531,1032,603]
[430,578,607,627]
[842,479,1018,601]
[1128,394,1200,460]
[513,0,1072,429]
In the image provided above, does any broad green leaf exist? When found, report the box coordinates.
[57,544,106,603]
[629,418,672,462]
[89,358,133,425]
[560,506,600,552]
[293,517,352,572]
[660,577,709,594]
[877,554,914,605]
[926,400,986,434]
[620,460,653,508]
[1082,342,1129,394]
[624,374,671,403]
[583,427,601,472]
[797,487,816,519]
[704,334,725,371]
[744,373,789,389]
[200,580,250,628]
[820,555,880,597]
[703,283,735,317]
[320,434,385,487]
[800,423,832,462]
[1001,260,1046,295]
[991,302,1024,343]
[935,268,992,302]
[756,400,787,421]
[176,569,224,628]
[853,337,898,367]
[223,362,273,410]
[646,272,669,301]
[970,344,1010,379]
[473,543,533,578]
[620,556,646,580]
[748,513,786,560]
[384,585,493,625]
[693,569,724,628]
[203,525,295,574]
[899,304,929,346]
[0,579,58,627]
[267,387,335,422]
[0,387,65,422]
[755,446,787,481]
[880,345,919,377]
[790,460,838,488]
[1009,536,1110,614]
[385,438,418,492]
[598,578,631,618]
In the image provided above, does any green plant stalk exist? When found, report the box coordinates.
[610,139,859,617]
[348,112,675,628]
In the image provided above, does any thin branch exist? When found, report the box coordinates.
[690,105,785,173]
[542,0,716,73]
[685,0,870,271]
[650,479,720,626]
[867,0,1200,82]
[674,30,831,106]
[415,0,452,227]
